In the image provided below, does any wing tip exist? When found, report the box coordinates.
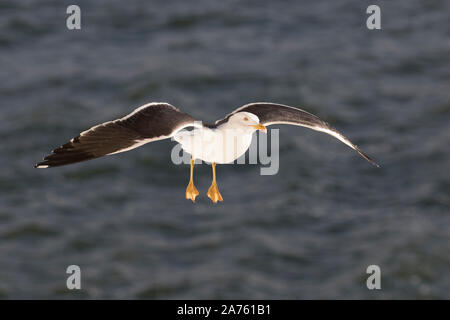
[356,149,380,168]
[369,159,381,168]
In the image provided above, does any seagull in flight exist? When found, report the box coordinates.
[35,102,379,203]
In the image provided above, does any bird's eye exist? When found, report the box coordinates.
[244,117,248,121]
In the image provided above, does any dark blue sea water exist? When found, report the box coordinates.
[0,0,449,299]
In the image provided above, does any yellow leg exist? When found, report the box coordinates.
[207,162,223,203]
[185,158,199,202]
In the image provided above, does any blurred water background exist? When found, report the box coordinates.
[0,0,449,299]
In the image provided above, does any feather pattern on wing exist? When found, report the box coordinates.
[35,102,196,168]
[217,102,380,167]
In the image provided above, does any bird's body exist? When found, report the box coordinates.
[174,112,258,164]
[35,102,379,203]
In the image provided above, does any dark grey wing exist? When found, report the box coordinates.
[35,102,196,168]
[217,102,379,167]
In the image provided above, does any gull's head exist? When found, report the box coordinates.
[228,112,267,133]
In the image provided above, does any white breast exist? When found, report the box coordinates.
[174,126,254,164]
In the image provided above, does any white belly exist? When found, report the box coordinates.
[174,127,253,164]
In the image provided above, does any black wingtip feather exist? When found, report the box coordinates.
[355,148,381,168]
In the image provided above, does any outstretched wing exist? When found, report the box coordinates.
[35,102,196,168]
[216,102,379,167]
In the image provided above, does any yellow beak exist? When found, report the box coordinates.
[251,123,267,133]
